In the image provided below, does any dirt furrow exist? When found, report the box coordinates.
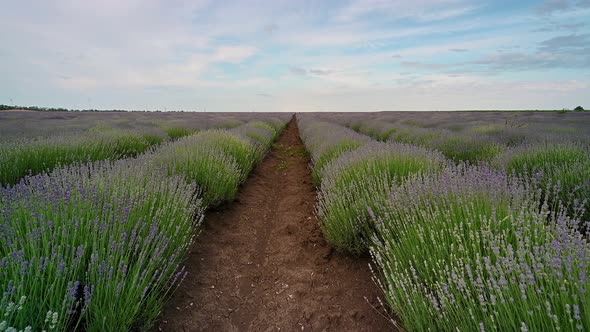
[156,116,394,331]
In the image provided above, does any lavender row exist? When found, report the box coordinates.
[158,118,288,206]
[0,156,202,331]
[297,114,448,254]
[318,111,590,146]
[341,114,590,222]
[0,116,288,331]
[0,111,292,140]
[297,114,372,184]
[369,165,589,331]
[298,113,588,330]
[0,112,291,186]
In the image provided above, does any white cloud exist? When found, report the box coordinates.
[1,0,589,111]
[212,46,258,63]
[334,0,474,22]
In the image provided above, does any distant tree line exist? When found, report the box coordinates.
[0,104,156,112]
[0,104,127,112]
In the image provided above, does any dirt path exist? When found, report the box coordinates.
[155,117,395,332]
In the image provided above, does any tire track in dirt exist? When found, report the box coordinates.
[155,116,396,331]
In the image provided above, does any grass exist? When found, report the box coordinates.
[275,161,289,170]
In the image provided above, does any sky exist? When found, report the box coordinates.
[1,0,589,112]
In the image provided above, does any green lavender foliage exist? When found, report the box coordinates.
[318,142,448,255]
[0,116,289,331]
[0,158,202,331]
[0,130,163,185]
[496,143,590,221]
[369,165,589,331]
[297,118,371,185]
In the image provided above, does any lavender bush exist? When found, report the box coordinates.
[369,165,589,331]
[432,133,506,163]
[318,142,448,254]
[0,158,202,331]
[0,130,164,186]
[0,115,288,331]
[353,119,398,141]
[154,119,285,207]
[496,143,590,222]
[349,120,506,163]
[297,116,371,184]
[230,120,283,154]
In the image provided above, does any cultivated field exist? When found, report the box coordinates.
[1,110,589,331]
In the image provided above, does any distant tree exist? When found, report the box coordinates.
[574,106,584,111]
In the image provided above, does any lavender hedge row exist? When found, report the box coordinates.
[348,116,589,221]
[297,115,448,254]
[318,142,448,254]
[297,116,371,184]
[0,129,164,186]
[158,118,286,206]
[494,143,590,223]
[0,114,290,187]
[347,119,506,163]
[0,118,287,331]
[298,115,588,330]
[0,157,202,331]
[369,165,589,331]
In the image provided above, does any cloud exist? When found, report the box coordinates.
[212,46,257,63]
[1,1,589,111]
[533,22,586,32]
[263,23,279,34]
[398,32,590,73]
[536,0,590,14]
[289,66,307,75]
[538,33,590,51]
[334,0,475,22]
[309,69,335,76]
[288,66,336,77]
[401,61,454,70]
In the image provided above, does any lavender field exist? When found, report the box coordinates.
[299,111,590,331]
[1,110,589,331]
[0,110,290,330]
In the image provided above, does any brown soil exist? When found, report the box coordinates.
[155,117,396,332]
